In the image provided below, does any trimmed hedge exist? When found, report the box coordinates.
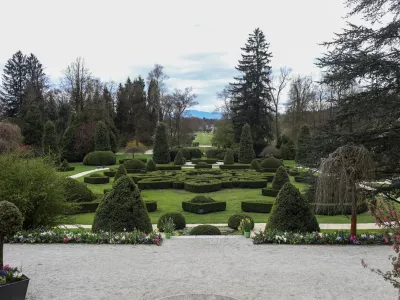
[119,158,147,164]
[250,159,260,171]
[231,179,267,188]
[184,179,222,193]
[174,150,185,166]
[272,166,290,190]
[157,213,186,232]
[206,148,238,162]
[123,159,146,170]
[194,162,212,169]
[228,215,255,230]
[57,166,75,172]
[156,165,182,171]
[138,179,173,190]
[104,170,116,177]
[64,178,96,203]
[182,196,226,214]
[262,188,279,197]
[146,159,157,172]
[83,151,116,166]
[190,225,221,235]
[191,158,218,164]
[259,157,282,172]
[223,149,235,165]
[241,201,273,213]
[170,148,203,161]
[84,174,110,184]
[145,201,157,212]
[219,164,250,170]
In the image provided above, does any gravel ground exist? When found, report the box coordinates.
[4,239,396,300]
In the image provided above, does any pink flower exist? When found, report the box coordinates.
[63,237,68,243]
[3,264,9,271]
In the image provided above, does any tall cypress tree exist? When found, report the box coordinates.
[295,125,311,165]
[238,123,255,163]
[153,122,170,164]
[229,28,274,154]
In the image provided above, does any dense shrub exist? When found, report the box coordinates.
[146,159,157,172]
[190,195,215,203]
[267,183,320,233]
[156,165,181,171]
[228,215,255,230]
[184,179,222,193]
[104,169,116,177]
[280,139,296,160]
[84,174,110,184]
[42,120,58,154]
[83,151,116,166]
[262,188,279,197]
[191,158,218,164]
[138,179,174,189]
[250,159,260,170]
[94,121,111,151]
[190,225,221,235]
[174,150,185,166]
[182,201,226,214]
[157,213,186,232]
[272,166,290,190]
[57,159,75,172]
[295,125,311,165]
[223,149,235,164]
[61,123,82,162]
[260,157,282,172]
[238,123,255,163]
[114,164,127,181]
[206,148,238,162]
[92,176,152,233]
[145,201,157,212]
[64,178,96,203]
[153,122,170,164]
[123,159,146,171]
[230,178,267,188]
[170,148,202,161]
[219,164,250,170]
[0,154,70,229]
[241,201,273,213]
[194,162,212,169]
[0,122,22,153]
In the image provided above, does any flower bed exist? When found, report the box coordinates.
[5,228,163,245]
[252,230,391,245]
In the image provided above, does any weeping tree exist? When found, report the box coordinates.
[315,144,374,236]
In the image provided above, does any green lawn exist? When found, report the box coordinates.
[194,132,213,145]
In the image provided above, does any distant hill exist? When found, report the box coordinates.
[185,110,221,119]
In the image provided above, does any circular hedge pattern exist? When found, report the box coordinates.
[157,213,186,232]
[228,215,255,230]
[190,225,221,235]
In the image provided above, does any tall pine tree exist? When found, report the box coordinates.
[229,28,274,155]
[22,104,43,148]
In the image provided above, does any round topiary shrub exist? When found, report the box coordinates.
[157,213,186,232]
[190,225,221,235]
[174,150,185,166]
[228,215,254,230]
[272,166,290,190]
[153,122,170,164]
[190,195,215,203]
[0,201,23,268]
[92,176,152,233]
[260,156,282,171]
[83,151,116,166]
[114,164,127,181]
[267,182,320,233]
[223,149,234,165]
[64,178,96,203]
[123,159,146,171]
[238,123,255,163]
[250,159,260,171]
[146,159,157,172]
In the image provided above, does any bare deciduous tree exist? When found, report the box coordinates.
[214,86,232,120]
[147,64,169,122]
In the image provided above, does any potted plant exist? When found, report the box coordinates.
[0,201,29,300]
[239,217,252,238]
[162,217,175,239]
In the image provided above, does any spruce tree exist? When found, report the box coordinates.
[229,28,274,154]
[238,123,255,163]
[295,125,311,165]
[94,121,111,151]
[43,120,58,154]
[22,104,43,148]
[153,122,170,164]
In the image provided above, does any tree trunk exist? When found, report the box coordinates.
[275,107,279,140]
[350,186,357,236]
[0,235,3,269]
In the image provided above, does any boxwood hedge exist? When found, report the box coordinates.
[190,225,221,235]
[241,201,273,213]
[184,179,222,193]
[191,158,218,165]
[194,162,212,169]
[83,151,116,166]
[182,196,226,214]
[228,215,254,230]
[138,178,174,190]
[156,165,182,171]
[262,188,279,197]
[157,213,186,232]
[84,174,110,184]
[219,164,250,170]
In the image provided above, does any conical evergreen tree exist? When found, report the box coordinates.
[250,159,260,170]
[174,150,185,165]
[295,125,311,165]
[153,122,170,164]
[267,182,320,233]
[271,166,290,190]
[238,123,255,163]
[22,104,43,148]
[114,164,127,181]
[223,149,235,165]
[146,159,157,172]
[42,120,58,154]
[92,176,152,233]
[94,121,111,151]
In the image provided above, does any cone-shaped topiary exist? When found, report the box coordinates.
[238,123,255,163]
[272,166,290,190]
[267,182,320,233]
[295,125,311,165]
[153,122,170,164]
[146,159,157,172]
[260,156,282,171]
[223,149,234,165]
[59,159,69,170]
[114,164,127,181]
[250,159,260,170]
[174,150,185,166]
[42,120,58,154]
[281,138,296,160]
[94,121,111,151]
[92,176,152,233]
[0,201,23,269]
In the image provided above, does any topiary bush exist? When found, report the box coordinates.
[144,201,157,212]
[153,122,170,164]
[84,173,110,184]
[157,213,186,232]
[266,182,320,233]
[250,159,260,171]
[228,215,254,230]
[280,139,296,160]
[238,123,255,163]
[174,150,185,166]
[42,120,58,154]
[83,151,116,166]
[223,149,235,165]
[260,157,282,172]
[92,176,152,233]
[64,178,96,203]
[0,201,23,268]
[194,162,212,169]
[114,164,127,181]
[57,159,75,172]
[272,166,290,190]
[94,121,111,151]
[182,195,226,214]
[123,159,146,172]
[241,201,273,213]
[190,195,215,203]
[146,159,157,172]
[190,225,221,235]
[184,179,222,193]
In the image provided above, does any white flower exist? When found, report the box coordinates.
[369,235,375,239]
[361,234,367,239]
[336,236,342,241]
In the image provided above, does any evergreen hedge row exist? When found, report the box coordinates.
[156,165,182,171]
[219,164,250,170]
[241,201,273,213]
[83,151,116,166]
[191,158,218,164]
[182,201,226,214]
[184,179,222,193]
[84,175,110,184]
[138,178,174,190]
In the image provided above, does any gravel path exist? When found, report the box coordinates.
[4,239,396,300]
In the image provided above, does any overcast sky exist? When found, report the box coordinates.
[0,0,351,112]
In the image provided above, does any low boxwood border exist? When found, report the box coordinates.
[262,188,279,197]
[156,165,182,171]
[119,158,147,164]
[182,201,226,214]
[72,201,157,213]
[231,179,267,188]
[194,164,213,169]
[219,164,250,170]
[184,179,222,193]
[84,176,110,184]
[103,170,116,177]
[191,158,218,164]
[241,201,273,213]
[126,169,146,174]
[57,166,75,172]
[138,179,173,190]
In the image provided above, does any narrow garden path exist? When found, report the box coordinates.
[5,239,395,300]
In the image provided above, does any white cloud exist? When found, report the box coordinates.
[0,0,353,111]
